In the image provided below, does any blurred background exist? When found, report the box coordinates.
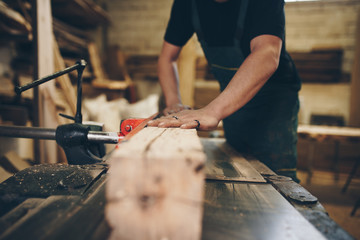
[0,0,359,238]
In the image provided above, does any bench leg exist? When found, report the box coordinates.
[342,159,359,193]
[351,198,360,216]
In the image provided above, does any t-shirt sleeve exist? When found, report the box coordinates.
[164,0,194,47]
[247,0,285,41]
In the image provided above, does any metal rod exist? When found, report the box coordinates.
[75,60,87,123]
[15,62,82,95]
[0,125,56,140]
[87,131,122,144]
[0,125,120,144]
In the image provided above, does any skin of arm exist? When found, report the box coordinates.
[157,41,191,114]
[148,34,283,130]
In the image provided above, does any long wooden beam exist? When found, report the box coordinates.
[350,12,360,127]
[32,0,58,164]
[106,127,206,240]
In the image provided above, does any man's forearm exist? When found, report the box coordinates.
[157,59,181,107]
[157,41,184,108]
[204,36,282,121]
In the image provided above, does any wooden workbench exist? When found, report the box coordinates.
[298,124,360,184]
[0,138,354,240]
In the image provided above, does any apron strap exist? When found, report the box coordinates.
[234,0,249,47]
[191,0,204,41]
[191,0,249,46]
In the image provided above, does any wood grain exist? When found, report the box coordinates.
[202,182,327,240]
[201,138,265,183]
[106,127,206,240]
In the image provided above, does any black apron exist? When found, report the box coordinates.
[192,0,300,182]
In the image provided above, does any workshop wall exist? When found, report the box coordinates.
[286,1,359,74]
[105,0,172,55]
[286,0,360,125]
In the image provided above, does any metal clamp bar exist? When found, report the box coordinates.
[0,125,120,144]
[0,125,56,140]
[15,62,82,95]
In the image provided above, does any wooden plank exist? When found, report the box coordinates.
[0,195,80,240]
[89,42,131,91]
[106,45,132,84]
[0,198,45,235]
[0,1,32,38]
[178,37,197,107]
[248,159,277,176]
[53,40,77,115]
[51,0,111,29]
[289,49,343,83]
[0,164,107,198]
[88,42,106,80]
[106,127,206,240]
[201,138,265,183]
[46,175,108,240]
[350,12,360,127]
[0,151,31,173]
[0,167,12,183]
[33,0,58,164]
[298,124,360,142]
[126,55,158,80]
[202,182,326,240]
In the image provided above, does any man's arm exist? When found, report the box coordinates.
[158,41,191,114]
[203,34,282,121]
[149,34,282,130]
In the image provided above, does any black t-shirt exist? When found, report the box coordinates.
[164,0,301,87]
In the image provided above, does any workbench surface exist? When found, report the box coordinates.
[0,138,354,240]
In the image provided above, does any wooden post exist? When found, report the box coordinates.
[350,11,360,127]
[178,37,197,108]
[32,0,58,163]
[106,127,206,240]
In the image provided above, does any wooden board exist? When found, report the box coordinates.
[0,151,31,173]
[289,49,343,83]
[106,127,206,240]
[88,42,131,91]
[350,12,360,127]
[0,167,12,184]
[0,164,109,240]
[33,0,58,164]
[53,40,77,116]
[202,182,326,240]
[298,124,360,142]
[201,138,265,183]
[178,37,197,107]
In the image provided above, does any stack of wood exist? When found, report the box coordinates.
[126,55,159,81]
[289,48,345,83]
[53,19,90,59]
[52,0,111,29]
[0,1,32,41]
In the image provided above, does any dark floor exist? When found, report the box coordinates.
[298,169,360,239]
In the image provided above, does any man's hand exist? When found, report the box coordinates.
[147,108,220,131]
[163,103,191,115]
